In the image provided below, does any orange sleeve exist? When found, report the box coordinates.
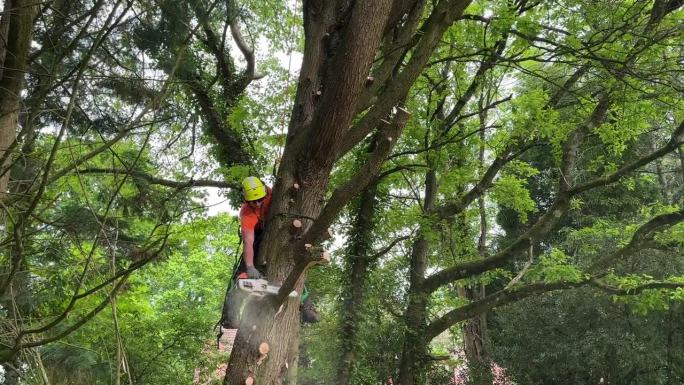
[240,206,258,232]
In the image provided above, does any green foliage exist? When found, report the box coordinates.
[490,174,538,223]
[528,248,584,283]
[492,289,684,385]
[6,1,684,384]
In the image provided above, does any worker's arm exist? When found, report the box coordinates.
[242,229,256,267]
[242,230,262,279]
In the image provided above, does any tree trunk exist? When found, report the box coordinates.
[223,2,395,383]
[0,0,37,200]
[337,180,379,385]
[0,0,11,78]
[398,169,437,385]
[459,93,492,384]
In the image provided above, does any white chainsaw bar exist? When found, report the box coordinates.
[238,279,299,298]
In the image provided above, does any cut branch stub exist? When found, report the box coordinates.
[245,376,254,385]
[259,342,270,355]
[291,219,303,235]
[303,244,330,265]
[396,106,410,116]
[293,183,300,190]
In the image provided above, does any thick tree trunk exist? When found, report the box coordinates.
[0,0,11,78]
[337,180,379,385]
[223,2,395,384]
[398,169,437,385]
[0,0,37,200]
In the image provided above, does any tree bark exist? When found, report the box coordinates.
[0,0,37,200]
[223,2,395,384]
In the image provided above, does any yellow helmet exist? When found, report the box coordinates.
[242,176,267,201]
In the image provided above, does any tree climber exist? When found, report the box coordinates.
[239,176,271,280]
[221,176,320,329]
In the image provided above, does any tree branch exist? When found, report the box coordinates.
[337,0,473,159]
[588,207,684,273]
[230,18,257,80]
[303,107,411,245]
[569,120,684,196]
[301,0,395,167]
[424,278,684,341]
[76,168,239,190]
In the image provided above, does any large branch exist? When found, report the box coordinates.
[302,0,394,166]
[302,107,411,245]
[75,168,239,189]
[357,0,427,111]
[569,120,684,196]
[337,0,473,159]
[424,278,684,341]
[284,1,340,138]
[588,207,684,273]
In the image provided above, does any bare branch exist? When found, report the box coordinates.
[338,0,473,158]
[230,18,257,80]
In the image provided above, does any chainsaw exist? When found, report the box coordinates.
[238,279,299,298]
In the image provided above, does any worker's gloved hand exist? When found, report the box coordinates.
[246,266,262,279]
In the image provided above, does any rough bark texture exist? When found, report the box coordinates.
[0,0,37,200]
[459,286,488,361]
[224,1,395,384]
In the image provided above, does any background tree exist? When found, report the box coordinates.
[0,1,683,384]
